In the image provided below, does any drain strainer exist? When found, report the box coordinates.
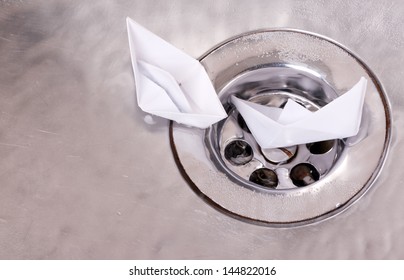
[170,29,391,227]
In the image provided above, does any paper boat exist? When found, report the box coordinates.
[126,18,227,128]
[232,77,367,148]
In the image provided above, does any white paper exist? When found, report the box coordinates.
[232,77,367,148]
[126,18,227,128]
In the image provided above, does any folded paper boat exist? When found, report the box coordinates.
[232,77,367,149]
[126,18,227,128]
[126,18,367,148]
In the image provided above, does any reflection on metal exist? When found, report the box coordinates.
[249,168,278,189]
[171,29,391,227]
[224,140,254,166]
[290,163,320,187]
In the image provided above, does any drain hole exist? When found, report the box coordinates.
[306,140,335,154]
[249,168,278,188]
[261,146,297,164]
[237,114,251,133]
[290,163,320,187]
[224,140,253,165]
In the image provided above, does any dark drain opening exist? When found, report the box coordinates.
[237,114,251,133]
[224,140,253,166]
[290,163,320,187]
[249,168,278,188]
[307,140,335,154]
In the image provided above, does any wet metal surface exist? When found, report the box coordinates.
[0,0,404,259]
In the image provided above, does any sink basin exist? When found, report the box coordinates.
[0,0,402,259]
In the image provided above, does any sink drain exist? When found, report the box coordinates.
[170,29,391,227]
[206,72,343,191]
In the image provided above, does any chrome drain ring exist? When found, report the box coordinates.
[170,29,391,227]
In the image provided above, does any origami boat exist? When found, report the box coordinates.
[126,18,227,128]
[232,77,367,148]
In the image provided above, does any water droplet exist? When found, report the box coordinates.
[144,115,156,125]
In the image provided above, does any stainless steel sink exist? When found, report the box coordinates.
[0,0,403,259]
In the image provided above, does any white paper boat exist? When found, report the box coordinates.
[126,18,227,128]
[232,77,367,148]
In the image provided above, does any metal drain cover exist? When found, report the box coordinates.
[170,29,391,227]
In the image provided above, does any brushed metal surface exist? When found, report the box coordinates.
[0,0,403,259]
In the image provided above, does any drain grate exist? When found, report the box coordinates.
[170,29,391,227]
[207,79,343,191]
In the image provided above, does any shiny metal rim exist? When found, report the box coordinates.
[170,28,392,227]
